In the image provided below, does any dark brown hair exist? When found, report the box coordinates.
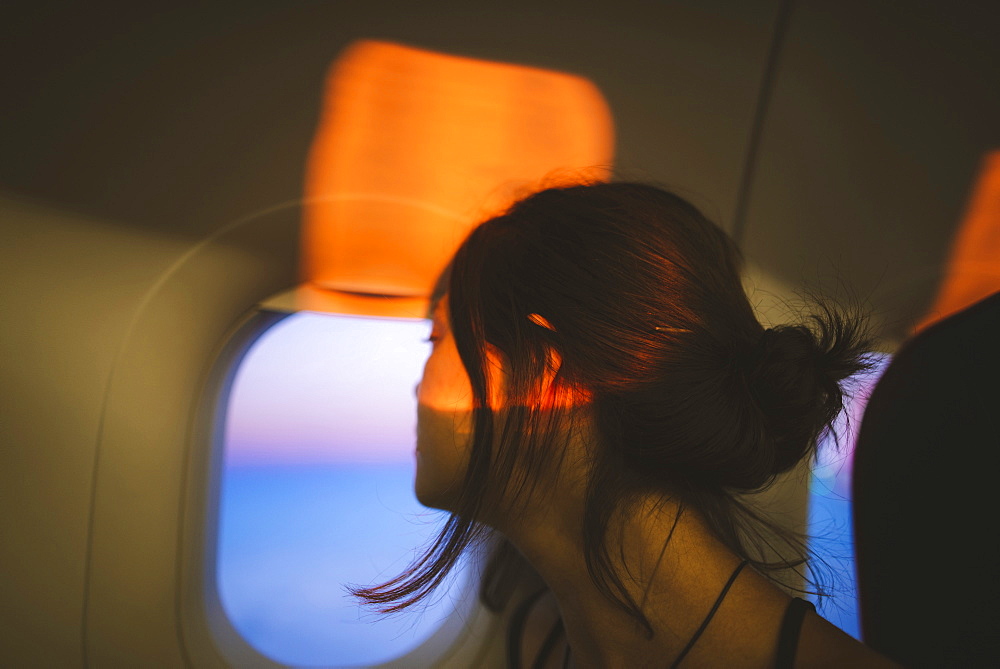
[353,182,874,634]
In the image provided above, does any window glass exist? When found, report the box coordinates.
[806,353,892,639]
[217,312,468,667]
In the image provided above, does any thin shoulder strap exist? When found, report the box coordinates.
[507,587,549,669]
[774,597,815,669]
[531,617,565,669]
[669,559,750,669]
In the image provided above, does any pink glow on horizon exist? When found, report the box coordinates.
[224,313,430,465]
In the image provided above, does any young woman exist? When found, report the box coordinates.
[356,182,897,667]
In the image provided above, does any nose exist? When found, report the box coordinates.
[414,382,421,399]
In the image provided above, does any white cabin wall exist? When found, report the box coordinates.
[740,0,1000,345]
[0,194,191,666]
[84,207,298,666]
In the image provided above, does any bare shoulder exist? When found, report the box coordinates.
[796,610,901,668]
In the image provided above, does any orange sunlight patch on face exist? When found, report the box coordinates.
[300,40,615,305]
[418,302,590,413]
[916,150,1000,331]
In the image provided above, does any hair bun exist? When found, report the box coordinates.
[744,310,873,478]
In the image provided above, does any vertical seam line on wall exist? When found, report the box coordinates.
[80,199,304,668]
[731,0,795,248]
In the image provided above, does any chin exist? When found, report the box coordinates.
[414,486,456,512]
[414,463,457,511]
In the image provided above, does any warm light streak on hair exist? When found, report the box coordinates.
[917,150,1000,331]
[300,40,615,312]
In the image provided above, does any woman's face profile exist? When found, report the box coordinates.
[414,297,475,510]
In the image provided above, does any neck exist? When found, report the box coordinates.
[497,490,790,668]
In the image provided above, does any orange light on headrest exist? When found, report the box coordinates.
[265,40,614,319]
[916,150,1000,331]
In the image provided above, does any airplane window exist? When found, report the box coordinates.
[216,312,469,667]
[806,353,892,639]
[214,305,888,662]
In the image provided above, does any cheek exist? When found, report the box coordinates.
[417,348,474,411]
[417,342,509,412]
